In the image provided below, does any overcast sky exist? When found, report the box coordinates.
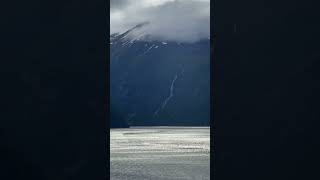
[110,0,210,43]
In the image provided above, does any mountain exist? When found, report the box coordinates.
[110,23,210,127]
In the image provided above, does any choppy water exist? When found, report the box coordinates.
[110,127,210,180]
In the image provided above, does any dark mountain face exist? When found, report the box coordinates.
[110,24,210,127]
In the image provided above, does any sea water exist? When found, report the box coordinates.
[110,127,210,180]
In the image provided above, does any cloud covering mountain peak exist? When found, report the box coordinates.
[110,0,210,43]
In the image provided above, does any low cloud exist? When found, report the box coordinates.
[110,0,210,43]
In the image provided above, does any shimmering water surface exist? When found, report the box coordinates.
[110,127,210,180]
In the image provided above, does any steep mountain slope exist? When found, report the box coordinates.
[110,24,210,127]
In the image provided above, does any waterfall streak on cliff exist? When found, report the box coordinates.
[154,72,179,116]
[143,44,155,55]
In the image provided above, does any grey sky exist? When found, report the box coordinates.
[110,0,210,43]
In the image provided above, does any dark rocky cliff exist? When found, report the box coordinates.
[110,24,210,126]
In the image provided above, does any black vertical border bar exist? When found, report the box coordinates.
[98,0,110,178]
[211,0,216,178]
[105,0,110,179]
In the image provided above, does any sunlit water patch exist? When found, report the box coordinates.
[110,127,210,180]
